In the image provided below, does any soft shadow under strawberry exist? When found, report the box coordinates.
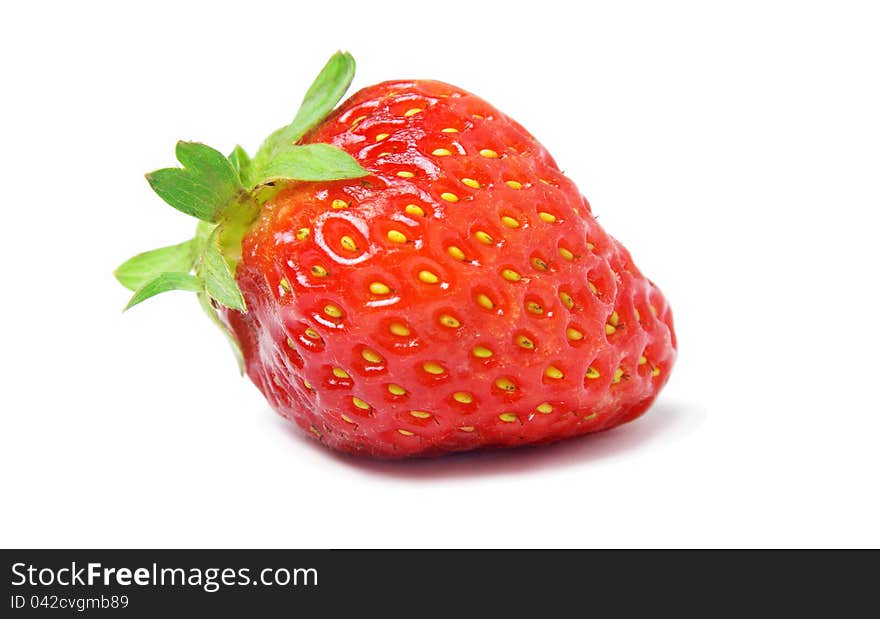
[276,398,704,479]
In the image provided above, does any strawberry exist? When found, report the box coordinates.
[117,52,676,458]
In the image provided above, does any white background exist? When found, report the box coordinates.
[1,0,878,548]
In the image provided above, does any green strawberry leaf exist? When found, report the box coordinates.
[200,228,247,312]
[287,51,357,142]
[257,143,368,183]
[228,145,253,186]
[114,240,195,291]
[193,220,216,254]
[255,52,356,167]
[119,52,373,368]
[146,141,244,222]
[124,272,204,311]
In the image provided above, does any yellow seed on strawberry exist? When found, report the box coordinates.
[439,314,460,328]
[388,384,407,396]
[369,281,391,295]
[515,334,535,349]
[566,327,583,341]
[475,231,493,245]
[362,348,383,363]
[495,377,516,391]
[389,322,410,337]
[340,235,358,252]
[447,246,466,261]
[453,392,473,404]
[423,361,445,375]
[418,270,440,284]
[544,365,564,380]
[472,346,493,359]
[501,268,521,282]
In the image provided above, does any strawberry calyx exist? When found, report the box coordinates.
[115,51,368,367]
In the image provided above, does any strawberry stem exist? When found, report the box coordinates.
[116,51,369,367]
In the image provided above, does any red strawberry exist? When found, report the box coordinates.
[117,52,676,458]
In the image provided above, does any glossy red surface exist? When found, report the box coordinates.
[223,80,676,458]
